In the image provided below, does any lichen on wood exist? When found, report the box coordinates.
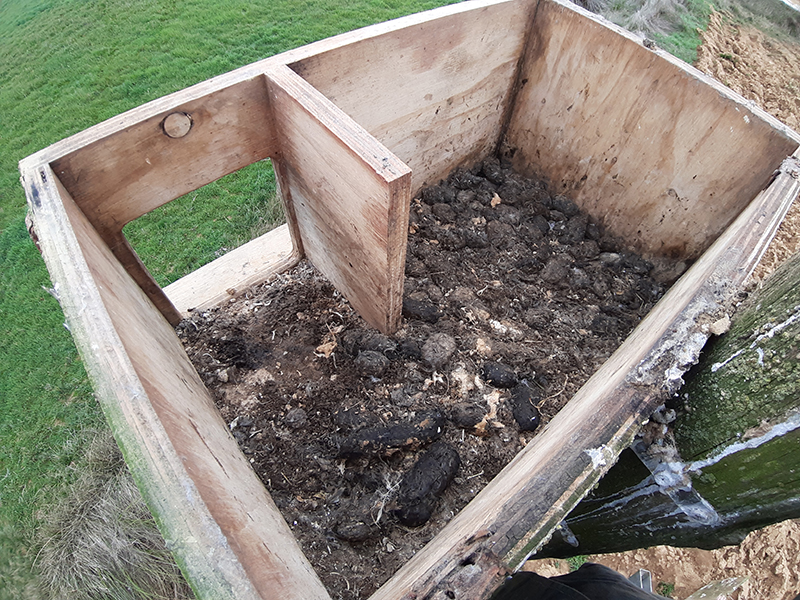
[677,250,800,461]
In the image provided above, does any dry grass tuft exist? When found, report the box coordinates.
[579,0,692,35]
[621,0,690,34]
[36,432,193,600]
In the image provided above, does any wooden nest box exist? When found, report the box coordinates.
[19,0,800,598]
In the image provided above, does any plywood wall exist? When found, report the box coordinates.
[505,0,800,260]
[292,0,534,194]
[267,67,411,334]
[21,165,330,600]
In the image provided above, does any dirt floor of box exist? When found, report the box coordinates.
[177,158,684,600]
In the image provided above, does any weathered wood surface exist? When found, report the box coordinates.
[267,66,411,334]
[22,3,512,326]
[291,0,534,193]
[367,150,799,600]
[49,77,276,324]
[164,222,299,316]
[51,77,275,232]
[535,156,800,558]
[21,164,331,600]
[505,0,800,261]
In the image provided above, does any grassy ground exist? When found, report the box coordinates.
[597,0,798,63]
[595,0,715,62]
[0,0,457,596]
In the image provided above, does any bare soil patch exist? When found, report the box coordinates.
[697,11,800,133]
[696,10,800,282]
[178,159,678,599]
[527,518,800,599]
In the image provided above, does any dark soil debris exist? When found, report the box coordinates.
[178,158,680,599]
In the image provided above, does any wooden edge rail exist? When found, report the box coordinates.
[164,223,299,316]
[367,149,800,600]
[21,163,332,600]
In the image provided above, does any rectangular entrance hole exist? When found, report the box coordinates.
[122,159,285,288]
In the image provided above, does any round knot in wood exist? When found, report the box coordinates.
[162,112,192,138]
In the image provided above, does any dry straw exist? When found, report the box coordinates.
[35,432,193,600]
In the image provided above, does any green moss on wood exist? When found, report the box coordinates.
[691,427,800,513]
[677,252,800,460]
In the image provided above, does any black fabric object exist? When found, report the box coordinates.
[491,563,666,600]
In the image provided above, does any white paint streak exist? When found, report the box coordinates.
[711,349,744,372]
[710,305,800,372]
[633,311,709,391]
[632,439,721,526]
[584,446,611,469]
[689,409,800,473]
[754,305,800,345]
[575,480,661,519]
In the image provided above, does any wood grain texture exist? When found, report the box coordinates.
[369,151,800,600]
[164,223,300,316]
[291,0,534,194]
[18,1,800,598]
[44,76,277,324]
[22,164,330,600]
[505,0,800,261]
[266,66,411,334]
[51,77,275,232]
[18,1,531,326]
[104,230,184,325]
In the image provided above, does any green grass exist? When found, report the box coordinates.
[0,0,456,595]
[566,555,590,571]
[123,162,285,287]
[36,431,194,600]
[656,581,676,597]
[596,0,717,64]
[652,0,714,63]
[611,0,800,64]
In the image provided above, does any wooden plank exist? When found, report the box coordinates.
[369,152,800,600]
[104,230,184,325]
[21,1,530,178]
[21,163,331,600]
[51,77,276,233]
[505,0,800,261]
[265,66,411,334]
[19,1,529,325]
[44,76,277,324]
[164,223,300,316]
[291,0,534,194]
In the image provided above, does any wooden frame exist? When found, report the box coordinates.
[20,1,800,599]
